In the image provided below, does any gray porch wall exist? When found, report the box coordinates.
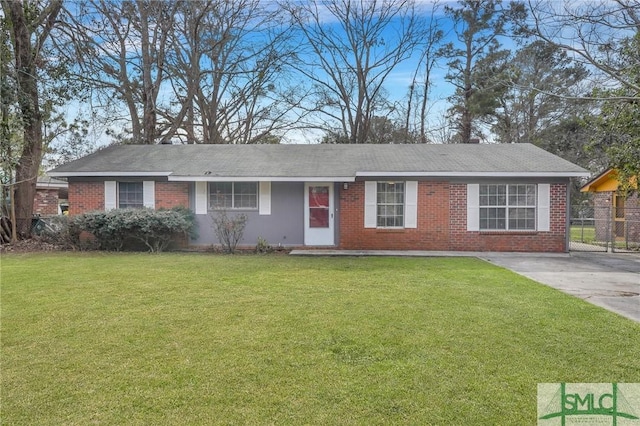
[190,182,305,247]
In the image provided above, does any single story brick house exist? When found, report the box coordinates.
[49,143,588,252]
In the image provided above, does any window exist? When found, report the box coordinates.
[377,182,404,227]
[209,182,258,210]
[364,181,416,229]
[118,182,144,209]
[308,185,330,228]
[479,184,536,230]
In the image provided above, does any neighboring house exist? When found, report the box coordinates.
[581,169,640,244]
[34,176,68,216]
[49,143,588,252]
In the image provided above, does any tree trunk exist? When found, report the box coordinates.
[461,30,473,144]
[10,181,17,243]
[14,132,41,237]
[8,3,41,236]
[4,0,62,237]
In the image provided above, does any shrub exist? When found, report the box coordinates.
[74,208,197,253]
[211,210,247,254]
[34,216,87,250]
[75,211,126,251]
[255,236,273,254]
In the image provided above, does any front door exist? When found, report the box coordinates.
[304,183,334,246]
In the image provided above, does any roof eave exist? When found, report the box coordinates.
[48,171,173,178]
[580,168,615,192]
[168,176,356,182]
[356,171,590,178]
[36,182,68,189]
[48,171,590,180]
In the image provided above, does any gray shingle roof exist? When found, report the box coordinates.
[37,176,68,187]
[49,143,589,180]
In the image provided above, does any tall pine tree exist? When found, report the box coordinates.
[441,0,525,143]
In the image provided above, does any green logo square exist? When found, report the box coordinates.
[538,383,640,425]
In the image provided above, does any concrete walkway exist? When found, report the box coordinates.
[290,250,640,322]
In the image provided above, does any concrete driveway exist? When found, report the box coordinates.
[479,252,640,323]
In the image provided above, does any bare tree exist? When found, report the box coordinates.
[171,0,299,144]
[526,0,640,190]
[282,0,424,144]
[526,0,640,99]
[60,0,299,145]
[405,2,444,143]
[59,0,179,144]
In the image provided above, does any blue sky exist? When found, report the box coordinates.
[51,0,562,148]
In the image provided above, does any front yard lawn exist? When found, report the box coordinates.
[2,254,639,425]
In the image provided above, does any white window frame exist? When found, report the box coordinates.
[364,181,418,229]
[194,181,270,215]
[118,182,144,209]
[376,182,405,228]
[478,184,537,231]
[104,180,154,210]
[467,183,550,232]
[208,181,259,210]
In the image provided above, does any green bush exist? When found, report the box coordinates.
[74,207,197,253]
[255,236,273,254]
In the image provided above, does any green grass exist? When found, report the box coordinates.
[570,225,596,243]
[2,254,639,425]
[570,225,640,250]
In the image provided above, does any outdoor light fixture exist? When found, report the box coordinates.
[343,183,348,190]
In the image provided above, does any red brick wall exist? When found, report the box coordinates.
[69,182,104,215]
[339,181,569,252]
[449,183,567,252]
[69,181,190,215]
[33,189,59,216]
[155,182,189,209]
[339,181,450,250]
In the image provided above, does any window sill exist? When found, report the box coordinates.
[209,208,258,212]
[479,230,538,235]
[375,228,406,233]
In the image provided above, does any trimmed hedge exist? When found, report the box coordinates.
[63,207,197,252]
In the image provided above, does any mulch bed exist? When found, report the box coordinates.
[1,239,293,255]
[0,239,64,254]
